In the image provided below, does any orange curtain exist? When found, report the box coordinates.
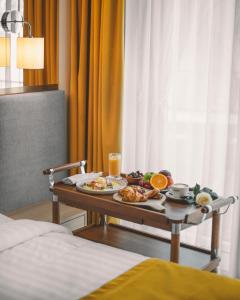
[69,0,124,174]
[69,0,124,225]
[24,0,59,85]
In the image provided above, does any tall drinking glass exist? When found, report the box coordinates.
[108,153,121,178]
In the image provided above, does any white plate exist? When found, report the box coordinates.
[76,178,127,195]
[166,191,194,201]
[113,193,166,211]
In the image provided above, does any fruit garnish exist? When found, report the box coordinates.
[143,182,152,189]
[167,176,174,187]
[159,170,172,177]
[144,172,154,181]
[128,171,143,178]
[150,174,168,190]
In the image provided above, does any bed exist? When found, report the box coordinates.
[1,214,240,300]
[0,214,146,300]
[0,213,12,224]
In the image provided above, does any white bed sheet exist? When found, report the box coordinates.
[0,215,147,300]
[0,213,12,224]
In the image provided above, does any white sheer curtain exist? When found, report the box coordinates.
[122,0,240,277]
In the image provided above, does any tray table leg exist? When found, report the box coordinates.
[211,211,220,272]
[52,194,60,224]
[100,214,108,225]
[170,223,181,263]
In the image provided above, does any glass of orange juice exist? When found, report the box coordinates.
[109,153,121,178]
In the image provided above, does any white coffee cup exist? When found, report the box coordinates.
[170,183,189,198]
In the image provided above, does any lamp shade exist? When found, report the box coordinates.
[17,37,44,69]
[0,37,10,67]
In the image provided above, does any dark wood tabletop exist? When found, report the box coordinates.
[53,182,210,231]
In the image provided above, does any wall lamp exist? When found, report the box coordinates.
[0,10,44,69]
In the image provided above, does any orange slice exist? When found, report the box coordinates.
[150,173,168,190]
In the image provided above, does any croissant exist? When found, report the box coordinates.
[144,188,160,199]
[131,186,145,194]
[119,187,132,198]
[119,186,161,203]
[122,189,136,202]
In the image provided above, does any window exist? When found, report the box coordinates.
[0,0,23,88]
[122,0,240,276]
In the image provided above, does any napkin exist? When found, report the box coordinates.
[62,172,103,185]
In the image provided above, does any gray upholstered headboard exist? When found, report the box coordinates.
[0,90,67,213]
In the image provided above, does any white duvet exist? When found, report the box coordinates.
[0,219,146,300]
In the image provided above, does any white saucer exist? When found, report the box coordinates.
[166,191,194,201]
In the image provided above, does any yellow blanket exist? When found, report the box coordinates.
[82,258,240,300]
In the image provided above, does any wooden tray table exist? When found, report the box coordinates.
[43,161,238,272]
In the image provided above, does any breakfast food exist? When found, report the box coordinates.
[119,187,145,202]
[139,172,154,189]
[159,170,172,177]
[128,171,144,178]
[167,176,174,187]
[159,170,174,187]
[144,188,161,199]
[82,177,113,190]
[78,176,127,195]
[150,174,168,190]
[144,172,155,181]
[139,179,152,189]
[127,169,174,189]
[119,186,161,203]
[126,171,144,185]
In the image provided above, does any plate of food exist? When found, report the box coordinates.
[113,186,166,211]
[76,176,127,195]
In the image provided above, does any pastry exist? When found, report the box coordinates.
[119,186,161,203]
[144,188,161,199]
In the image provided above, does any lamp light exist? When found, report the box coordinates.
[17,37,44,69]
[1,10,44,69]
[0,37,10,67]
